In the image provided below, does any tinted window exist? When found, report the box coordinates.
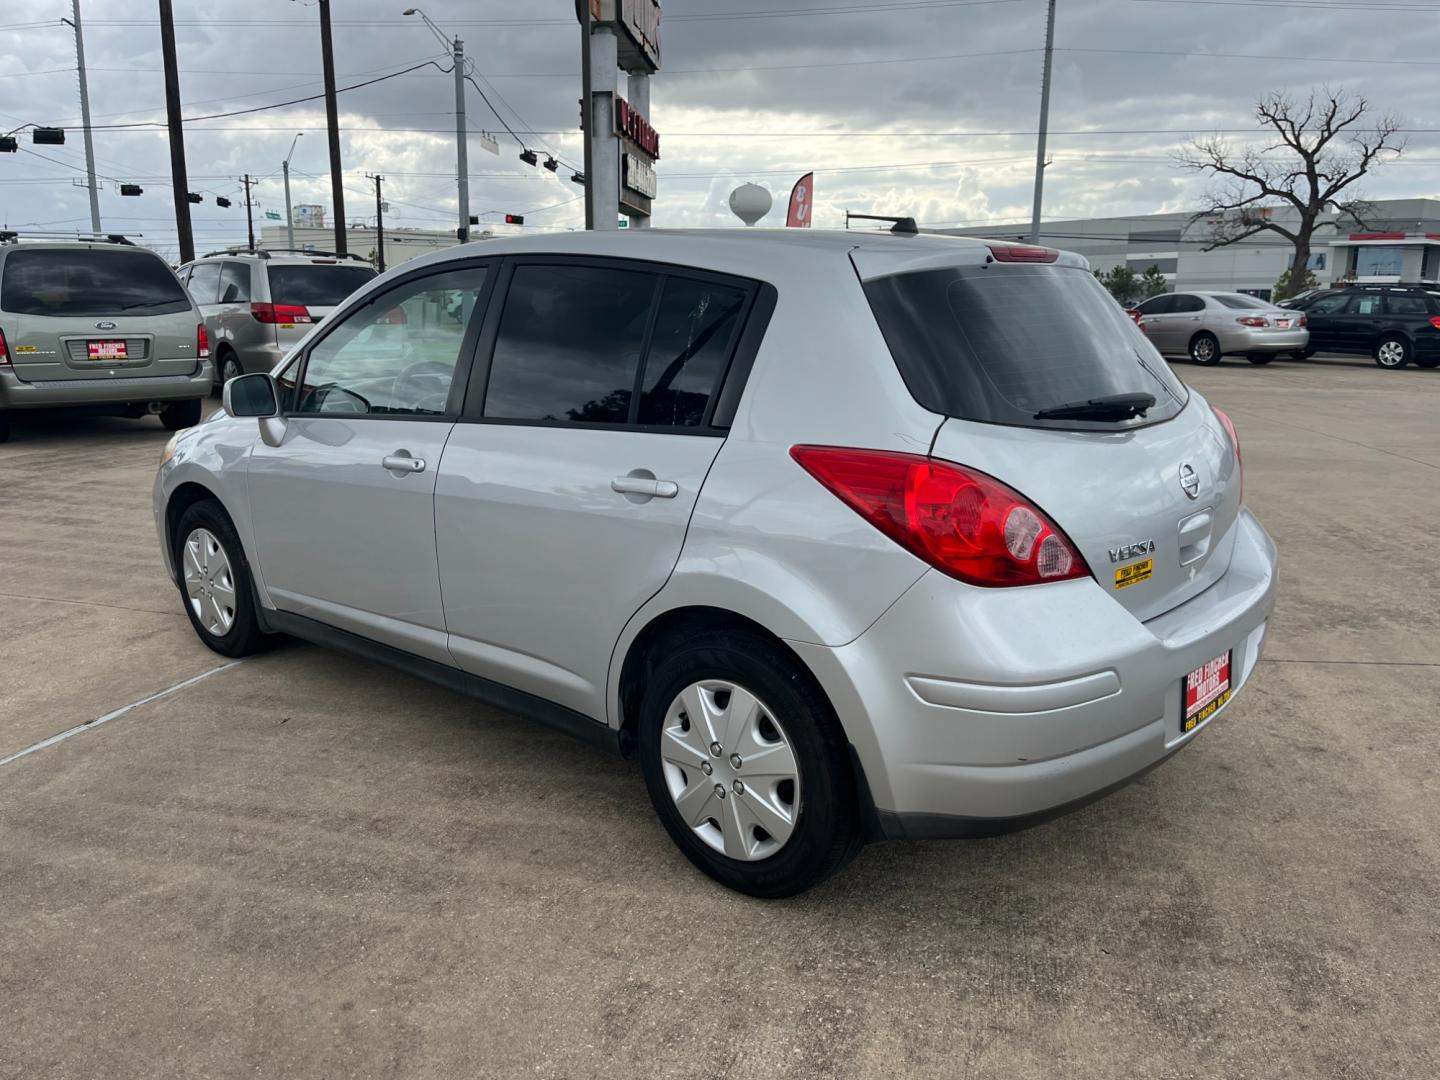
[268,264,376,307]
[219,262,251,303]
[1385,294,1430,316]
[484,265,658,424]
[1348,293,1383,316]
[1171,294,1205,313]
[295,266,487,417]
[1307,293,1350,315]
[187,261,222,304]
[1,248,191,316]
[637,278,746,427]
[864,264,1188,430]
[1213,293,1267,310]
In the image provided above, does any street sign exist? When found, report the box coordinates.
[477,132,499,156]
[265,210,282,221]
[617,217,629,229]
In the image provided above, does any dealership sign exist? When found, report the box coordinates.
[615,98,659,159]
[581,0,660,73]
[623,154,657,200]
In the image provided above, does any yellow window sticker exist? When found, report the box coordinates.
[1114,558,1153,589]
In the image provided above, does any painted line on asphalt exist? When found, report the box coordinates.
[0,660,247,769]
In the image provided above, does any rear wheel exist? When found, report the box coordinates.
[0,412,9,444]
[1414,356,1440,369]
[1291,349,1316,361]
[1246,352,1275,365]
[637,629,862,898]
[1189,332,1222,365]
[173,500,267,658]
[1374,335,1411,369]
[160,398,202,431]
[218,351,243,386]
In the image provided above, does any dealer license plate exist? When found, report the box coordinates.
[1183,651,1232,733]
[1276,318,1292,328]
[87,340,128,360]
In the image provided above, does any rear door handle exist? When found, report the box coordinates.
[382,452,426,474]
[611,476,678,499]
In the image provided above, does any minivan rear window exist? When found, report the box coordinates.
[863,264,1188,429]
[268,265,376,308]
[1,248,191,317]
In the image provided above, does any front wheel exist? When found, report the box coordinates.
[160,398,203,431]
[1374,335,1411,369]
[1414,356,1439,369]
[638,629,862,897]
[1291,349,1316,361]
[173,500,268,658]
[1189,332,1222,365]
[1246,352,1276,365]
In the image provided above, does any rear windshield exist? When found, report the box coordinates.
[268,265,376,307]
[1,248,191,317]
[1213,294,1267,310]
[863,264,1189,430]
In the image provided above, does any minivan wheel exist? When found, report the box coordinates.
[1245,352,1275,365]
[637,629,862,898]
[218,351,243,386]
[1189,332,1222,365]
[1374,335,1411,369]
[173,500,267,658]
[160,398,202,431]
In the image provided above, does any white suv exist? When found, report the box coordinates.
[155,230,1277,896]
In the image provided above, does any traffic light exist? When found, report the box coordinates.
[519,149,538,167]
[32,127,65,145]
[187,192,203,204]
[469,215,480,225]
[544,156,559,172]
[0,136,16,153]
[215,196,232,208]
[120,184,143,196]
[504,214,525,225]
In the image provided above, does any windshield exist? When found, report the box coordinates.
[1213,294,1268,310]
[863,263,1188,430]
[1,248,191,317]
[268,264,376,308]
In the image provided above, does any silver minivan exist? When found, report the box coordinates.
[179,249,376,386]
[155,231,1277,896]
[0,235,213,442]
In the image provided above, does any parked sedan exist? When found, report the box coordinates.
[1134,291,1309,365]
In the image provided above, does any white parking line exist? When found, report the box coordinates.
[0,660,247,769]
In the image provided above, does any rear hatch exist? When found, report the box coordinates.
[859,249,1240,621]
[263,260,376,348]
[0,245,200,382]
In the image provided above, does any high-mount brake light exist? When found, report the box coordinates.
[987,245,1059,264]
[789,446,1090,587]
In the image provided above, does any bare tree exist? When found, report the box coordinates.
[1179,89,1404,299]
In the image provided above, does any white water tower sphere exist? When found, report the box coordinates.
[729,183,773,226]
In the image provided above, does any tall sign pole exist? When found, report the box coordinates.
[579,1,660,231]
[318,0,347,254]
[1029,0,1056,245]
[157,0,193,262]
[580,2,595,230]
[67,0,101,234]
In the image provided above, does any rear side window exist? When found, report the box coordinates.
[219,262,251,303]
[1213,294,1267,310]
[863,264,1189,430]
[1,248,191,316]
[187,261,222,304]
[637,278,747,427]
[268,264,376,307]
[1348,294,1383,316]
[1385,294,1430,316]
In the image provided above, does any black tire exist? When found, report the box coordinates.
[1374,335,1411,369]
[0,412,10,444]
[1189,332,1222,365]
[1246,352,1276,365]
[637,629,863,898]
[217,350,243,387]
[160,397,203,431]
[172,499,268,658]
[1415,356,1440,369]
[1291,349,1316,361]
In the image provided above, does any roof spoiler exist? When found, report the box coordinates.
[844,212,918,236]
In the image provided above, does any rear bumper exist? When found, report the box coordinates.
[0,361,214,409]
[792,508,1278,838]
[1217,326,1310,353]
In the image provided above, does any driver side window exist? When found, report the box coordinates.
[295,265,488,417]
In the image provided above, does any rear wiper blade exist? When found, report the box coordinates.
[1033,392,1157,421]
[114,299,174,311]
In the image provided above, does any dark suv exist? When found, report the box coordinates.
[1288,284,1440,369]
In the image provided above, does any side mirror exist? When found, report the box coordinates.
[223,372,279,418]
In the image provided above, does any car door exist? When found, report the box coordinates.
[434,258,758,720]
[1300,292,1351,352]
[246,262,493,664]
[215,261,254,367]
[185,260,223,343]
[1135,293,1179,351]
[1338,292,1385,352]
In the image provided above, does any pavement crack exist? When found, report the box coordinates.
[0,590,179,618]
[1260,657,1440,669]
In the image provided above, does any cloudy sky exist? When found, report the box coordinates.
[2,0,1436,258]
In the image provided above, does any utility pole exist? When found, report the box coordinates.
[283,132,303,250]
[318,0,347,254]
[241,174,256,251]
[1029,0,1057,245]
[403,11,469,242]
[580,1,594,231]
[157,0,193,262]
[368,173,385,272]
[63,0,101,234]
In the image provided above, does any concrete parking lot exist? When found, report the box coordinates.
[2,357,1437,1079]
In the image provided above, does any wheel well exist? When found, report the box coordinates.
[1190,329,1218,346]
[616,606,833,756]
[164,481,223,555]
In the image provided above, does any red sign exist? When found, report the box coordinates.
[786,172,813,228]
[615,98,659,160]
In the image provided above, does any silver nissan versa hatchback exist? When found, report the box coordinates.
[154,229,1277,897]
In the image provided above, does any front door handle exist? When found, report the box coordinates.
[611,476,678,499]
[382,452,426,474]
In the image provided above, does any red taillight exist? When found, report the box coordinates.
[1236,316,1269,328]
[1429,316,1440,330]
[1212,406,1242,501]
[1299,314,1309,327]
[250,302,313,325]
[789,446,1090,587]
[0,326,9,367]
[196,323,209,358]
[988,244,1059,263]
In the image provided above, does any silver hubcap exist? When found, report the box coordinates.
[182,527,237,636]
[222,358,240,382]
[1378,341,1405,366]
[660,680,801,862]
[1194,338,1216,361]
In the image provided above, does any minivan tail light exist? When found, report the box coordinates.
[988,244,1059,263]
[196,322,209,358]
[250,302,313,324]
[789,446,1090,587]
[1236,316,1269,327]
[0,326,9,367]
[1212,406,1242,501]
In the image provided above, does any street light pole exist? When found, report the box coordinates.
[283,132,303,250]
[403,10,469,242]
[1029,0,1057,245]
[63,1,101,234]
